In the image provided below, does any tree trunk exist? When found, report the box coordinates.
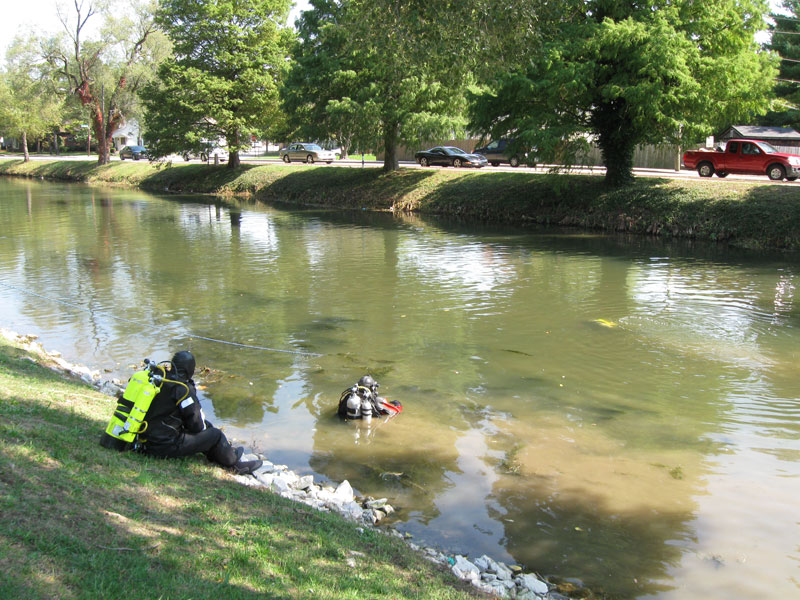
[22,131,29,162]
[99,133,112,164]
[382,122,399,172]
[228,150,241,168]
[593,102,636,187]
[600,141,635,187]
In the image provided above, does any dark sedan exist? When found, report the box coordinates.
[414,146,488,168]
[119,145,148,160]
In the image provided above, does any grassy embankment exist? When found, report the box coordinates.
[0,335,487,600]
[2,157,800,250]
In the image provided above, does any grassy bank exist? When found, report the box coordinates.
[0,335,491,600]
[2,158,799,250]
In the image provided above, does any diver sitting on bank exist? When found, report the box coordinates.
[337,375,402,419]
[100,351,262,475]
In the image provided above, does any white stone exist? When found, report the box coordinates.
[297,475,315,490]
[253,461,274,475]
[334,480,355,503]
[452,555,480,582]
[270,478,291,494]
[496,562,514,581]
[518,574,549,595]
[474,580,509,598]
[274,471,298,487]
[365,497,388,509]
[255,472,275,487]
[233,474,261,487]
[475,555,495,572]
[334,500,363,521]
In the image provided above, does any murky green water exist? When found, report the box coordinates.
[1,177,798,599]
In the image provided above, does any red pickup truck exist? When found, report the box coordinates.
[682,139,800,181]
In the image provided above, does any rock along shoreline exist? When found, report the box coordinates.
[2,327,581,600]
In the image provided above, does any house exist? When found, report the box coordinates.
[111,119,143,149]
[718,125,800,151]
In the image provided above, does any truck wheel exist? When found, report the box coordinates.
[697,162,714,177]
[767,164,786,181]
[716,172,728,178]
[509,156,520,168]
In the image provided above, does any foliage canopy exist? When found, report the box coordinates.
[142,0,293,168]
[469,0,778,186]
[283,0,475,171]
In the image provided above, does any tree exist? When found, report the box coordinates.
[469,0,778,186]
[142,0,293,169]
[280,0,370,158]
[759,0,800,128]
[284,0,473,172]
[43,0,162,165]
[0,36,65,161]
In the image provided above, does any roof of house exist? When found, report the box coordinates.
[720,125,800,140]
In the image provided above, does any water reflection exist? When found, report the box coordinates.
[0,178,799,600]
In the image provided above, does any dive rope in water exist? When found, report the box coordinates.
[0,280,322,357]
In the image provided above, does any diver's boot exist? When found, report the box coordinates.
[232,459,263,475]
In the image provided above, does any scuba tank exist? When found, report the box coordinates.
[99,359,187,451]
[360,396,373,420]
[345,387,362,419]
[338,383,375,420]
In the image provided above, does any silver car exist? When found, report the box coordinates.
[279,143,336,164]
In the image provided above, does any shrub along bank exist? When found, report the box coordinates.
[1,158,799,251]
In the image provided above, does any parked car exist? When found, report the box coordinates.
[473,139,527,167]
[280,143,336,164]
[414,146,488,168]
[184,144,229,163]
[119,145,148,160]
[682,139,800,181]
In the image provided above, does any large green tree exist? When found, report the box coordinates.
[759,0,800,128]
[470,0,778,186]
[283,0,474,171]
[280,0,369,158]
[142,0,293,168]
[43,0,163,164]
[0,37,65,161]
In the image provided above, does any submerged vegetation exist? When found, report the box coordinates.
[2,158,799,251]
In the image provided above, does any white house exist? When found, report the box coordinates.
[111,119,142,149]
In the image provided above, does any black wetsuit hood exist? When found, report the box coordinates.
[171,350,196,380]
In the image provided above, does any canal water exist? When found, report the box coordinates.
[0,177,798,599]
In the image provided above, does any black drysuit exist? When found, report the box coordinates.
[140,376,238,467]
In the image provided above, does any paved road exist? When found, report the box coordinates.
[5,152,793,184]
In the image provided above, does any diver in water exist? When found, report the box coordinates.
[138,350,262,475]
[337,375,402,420]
